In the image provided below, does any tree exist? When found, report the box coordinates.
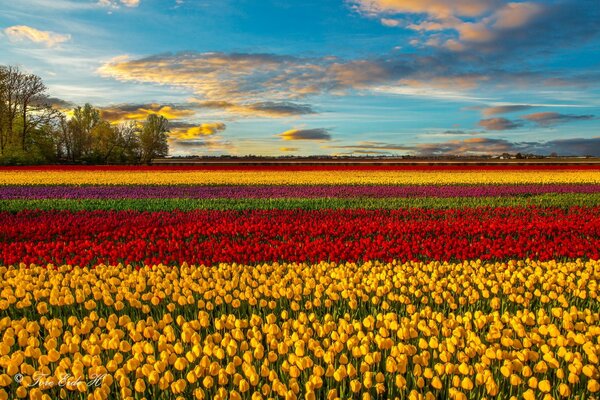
[54,113,73,161]
[115,122,141,164]
[89,121,117,163]
[0,65,20,153]
[18,73,51,149]
[139,114,169,164]
[0,63,170,165]
[0,67,7,152]
[0,65,59,154]
[68,104,100,161]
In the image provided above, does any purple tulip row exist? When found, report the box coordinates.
[1,184,600,199]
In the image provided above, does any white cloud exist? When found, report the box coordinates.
[98,0,140,8]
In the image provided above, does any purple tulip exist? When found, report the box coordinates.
[1,184,599,199]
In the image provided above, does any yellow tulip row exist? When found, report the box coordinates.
[0,260,598,400]
[1,170,600,185]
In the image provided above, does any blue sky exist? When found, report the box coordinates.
[1,0,599,156]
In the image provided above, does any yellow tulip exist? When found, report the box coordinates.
[134,379,146,393]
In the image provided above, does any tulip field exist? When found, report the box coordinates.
[0,165,599,400]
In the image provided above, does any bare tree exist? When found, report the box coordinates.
[18,72,49,149]
[0,67,7,153]
[0,65,58,153]
[54,113,73,161]
[0,66,21,153]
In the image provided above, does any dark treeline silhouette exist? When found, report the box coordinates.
[0,65,169,165]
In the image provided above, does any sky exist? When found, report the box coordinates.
[1,0,600,156]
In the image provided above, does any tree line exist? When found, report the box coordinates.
[0,65,169,165]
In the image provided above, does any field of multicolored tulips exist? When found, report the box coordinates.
[0,165,599,399]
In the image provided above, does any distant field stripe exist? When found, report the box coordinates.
[2,184,600,199]
[2,170,600,185]
[2,164,600,171]
[2,193,600,211]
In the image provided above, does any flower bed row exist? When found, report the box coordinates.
[2,170,600,186]
[2,184,600,199]
[1,207,599,267]
[0,260,598,400]
[1,194,600,212]
[3,164,600,171]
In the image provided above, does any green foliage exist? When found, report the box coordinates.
[1,193,599,212]
[139,114,169,164]
[0,144,47,165]
[0,65,168,165]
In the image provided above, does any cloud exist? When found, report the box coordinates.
[99,103,196,123]
[30,96,75,110]
[481,105,535,116]
[522,112,595,127]
[439,129,482,136]
[478,112,595,130]
[170,122,226,140]
[327,141,412,152]
[194,100,315,118]
[99,0,140,8]
[478,117,523,131]
[280,147,299,152]
[167,122,232,155]
[415,137,518,155]
[529,137,600,156]
[3,25,70,47]
[328,138,511,155]
[279,128,331,141]
[351,149,391,154]
[99,52,332,103]
[168,135,236,156]
[351,0,498,19]
[330,136,600,157]
[380,18,402,27]
[352,0,600,56]
[98,44,599,108]
[98,52,495,105]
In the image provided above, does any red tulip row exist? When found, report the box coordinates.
[1,207,598,267]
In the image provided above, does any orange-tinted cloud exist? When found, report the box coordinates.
[30,97,75,111]
[522,112,594,127]
[329,137,517,156]
[352,0,497,19]
[279,147,299,152]
[99,53,330,103]
[170,122,226,140]
[326,141,411,152]
[98,52,489,104]
[279,128,331,141]
[478,117,523,131]
[4,25,70,47]
[100,104,195,123]
[353,0,597,57]
[98,47,594,108]
[193,100,315,118]
[481,105,534,116]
